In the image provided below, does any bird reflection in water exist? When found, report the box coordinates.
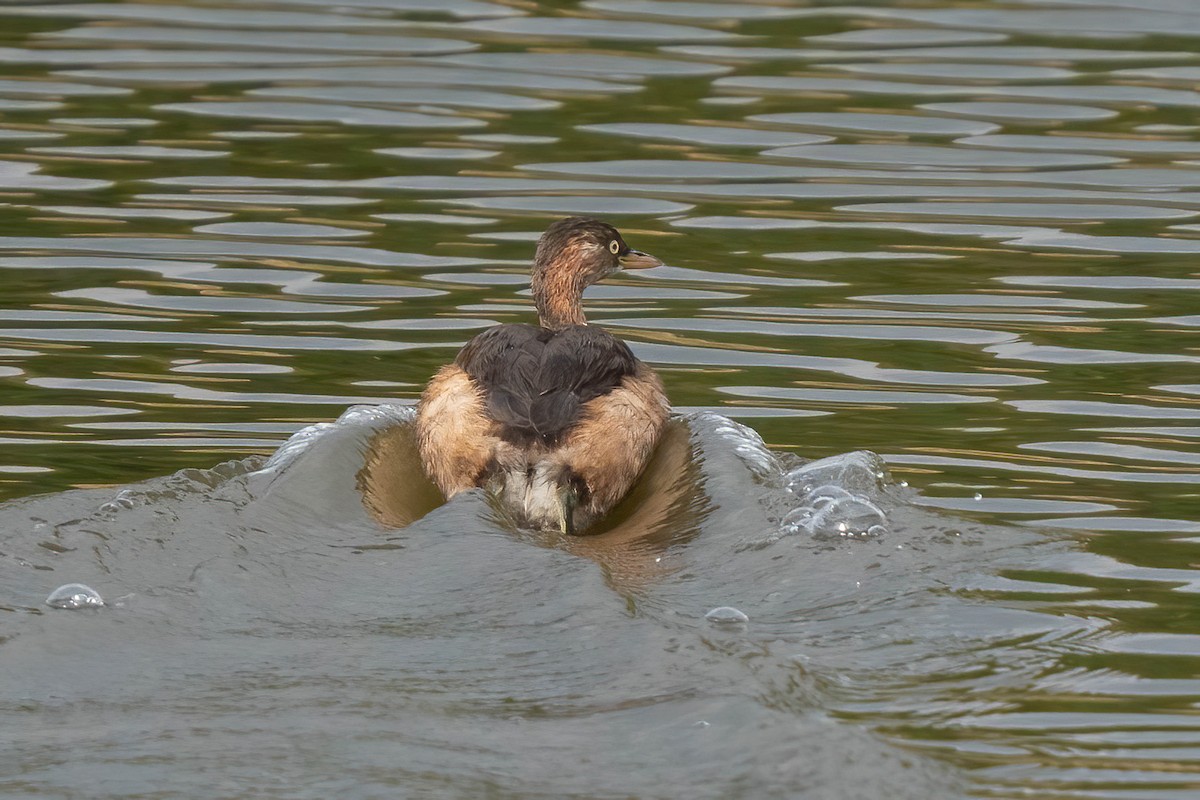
[357,418,705,590]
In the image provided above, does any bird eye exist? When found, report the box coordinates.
[609,240,620,254]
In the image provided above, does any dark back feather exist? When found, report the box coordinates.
[455,323,637,445]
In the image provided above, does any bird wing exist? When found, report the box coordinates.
[455,324,638,445]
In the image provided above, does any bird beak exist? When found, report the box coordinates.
[618,250,663,270]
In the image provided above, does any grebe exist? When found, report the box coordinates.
[415,217,669,534]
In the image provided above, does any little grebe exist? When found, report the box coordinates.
[415,217,669,534]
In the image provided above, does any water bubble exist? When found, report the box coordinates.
[784,493,887,540]
[705,606,749,624]
[46,583,104,610]
[974,492,983,501]
[693,720,711,729]
[899,481,909,489]
[807,484,853,508]
[785,451,890,501]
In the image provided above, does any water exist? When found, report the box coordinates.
[1,0,1199,796]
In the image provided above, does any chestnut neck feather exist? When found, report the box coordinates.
[531,242,591,329]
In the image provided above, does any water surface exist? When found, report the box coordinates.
[3,0,1200,797]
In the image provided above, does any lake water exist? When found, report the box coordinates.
[3,0,1200,797]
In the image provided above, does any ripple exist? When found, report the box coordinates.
[1003,230,1200,254]
[1116,66,1200,82]
[857,293,1137,310]
[916,496,1117,515]
[720,385,996,405]
[764,144,1123,170]
[716,76,1200,110]
[0,236,484,268]
[579,122,831,147]
[670,215,818,230]
[630,341,1039,386]
[838,202,1194,220]
[440,196,693,215]
[136,192,377,208]
[156,101,485,129]
[921,102,1118,121]
[65,64,633,93]
[636,265,839,287]
[817,6,1200,37]
[522,158,812,179]
[676,43,1196,64]
[674,405,827,419]
[1102,632,1200,656]
[886,453,1200,484]
[0,129,63,141]
[0,98,61,110]
[765,251,957,262]
[613,317,1017,346]
[716,75,978,97]
[373,213,495,225]
[321,316,496,331]
[714,305,1082,325]
[174,361,294,376]
[579,285,740,301]
[287,282,442,300]
[27,376,400,404]
[1029,517,1200,534]
[1022,441,1200,466]
[0,160,108,191]
[0,308,155,323]
[0,404,139,418]
[995,84,1200,110]
[436,51,729,77]
[805,28,1007,47]
[1152,315,1200,327]
[249,85,559,112]
[37,204,229,221]
[6,2,444,28]
[195,222,369,239]
[987,341,1200,365]
[1087,426,1200,439]
[959,134,1200,156]
[212,131,300,141]
[427,271,527,286]
[375,147,498,160]
[58,287,371,315]
[996,275,1200,290]
[49,25,475,54]
[0,45,387,67]
[0,78,130,97]
[1160,384,1200,397]
[453,16,735,41]
[748,111,998,136]
[33,145,231,162]
[271,0,517,16]
[1009,400,1200,420]
[5,327,430,352]
[586,0,812,19]
[828,62,1076,82]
